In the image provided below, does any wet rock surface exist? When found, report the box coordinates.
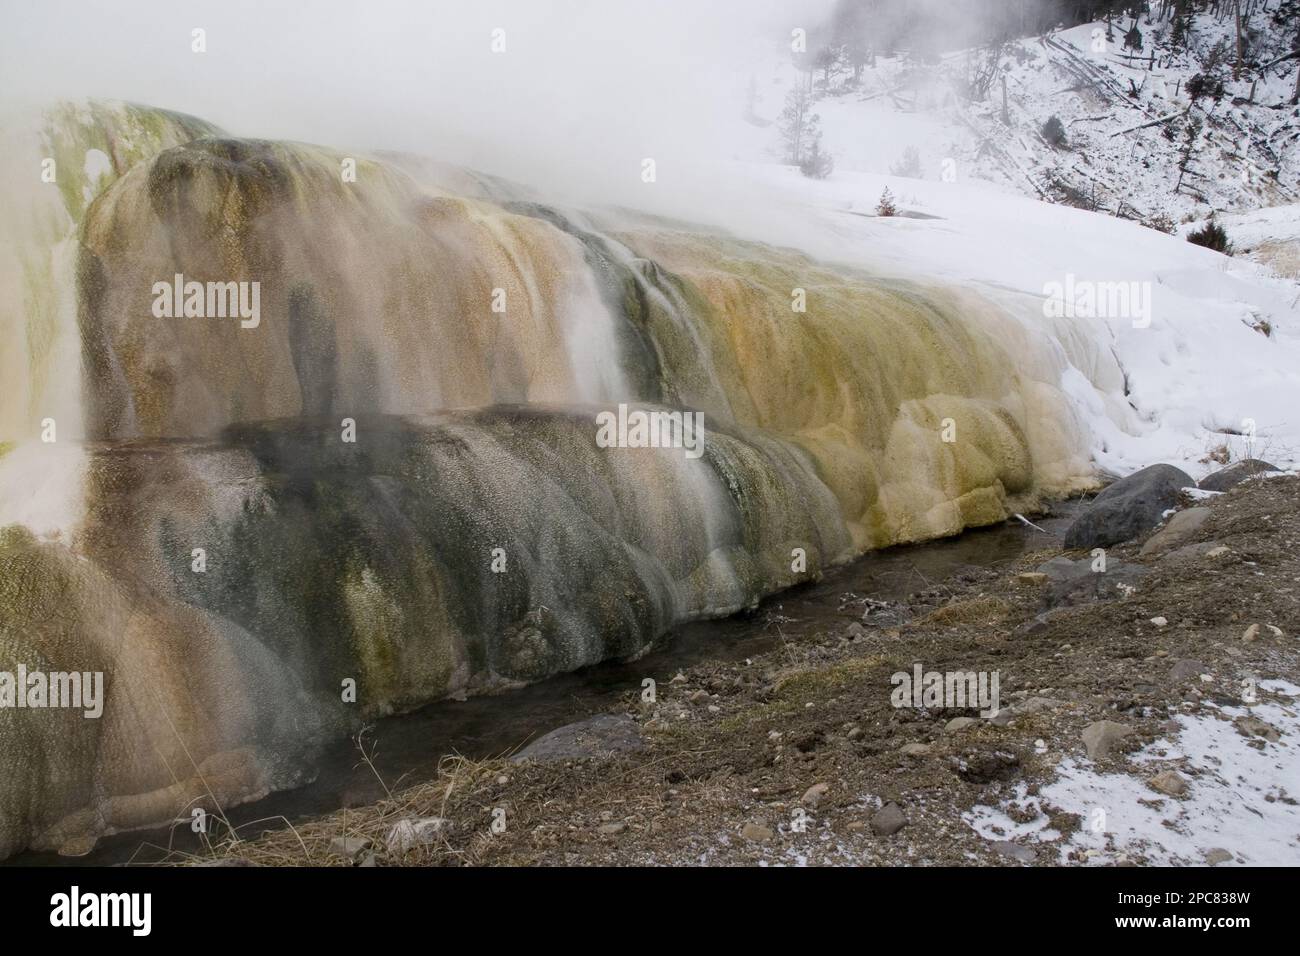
[194,475,1300,867]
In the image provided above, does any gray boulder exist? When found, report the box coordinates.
[1037,556,1149,609]
[1064,464,1194,550]
[511,714,645,763]
[1198,459,1280,493]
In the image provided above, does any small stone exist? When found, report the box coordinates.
[707,705,720,713]
[1206,546,1230,558]
[1139,507,1211,557]
[899,742,931,756]
[385,816,451,855]
[801,783,830,807]
[870,802,908,836]
[329,836,372,858]
[1169,659,1208,682]
[670,672,688,684]
[1081,720,1132,760]
[688,689,709,703]
[741,822,774,843]
[1015,697,1064,715]
[991,841,1037,863]
[1204,848,1233,866]
[1149,616,1168,627]
[56,836,97,858]
[1148,770,1188,797]
[1266,625,1284,638]
[944,716,978,733]
[598,822,627,835]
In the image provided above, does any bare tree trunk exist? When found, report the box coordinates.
[1234,0,1243,81]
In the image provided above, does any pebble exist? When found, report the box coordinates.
[991,841,1037,863]
[870,802,908,836]
[1081,720,1132,760]
[329,836,372,857]
[1147,769,1188,797]
[1150,616,1168,627]
[801,783,830,807]
[900,742,932,756]
[944,716,978,733]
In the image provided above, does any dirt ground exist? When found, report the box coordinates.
[189,474,1300,867]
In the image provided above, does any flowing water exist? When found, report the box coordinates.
[0,100,1120,860]
[9,500,1079,866]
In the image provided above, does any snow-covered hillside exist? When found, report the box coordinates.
[742,10,1300,230]
[690,9,1300,482]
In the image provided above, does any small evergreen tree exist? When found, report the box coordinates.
[1170,16,1187,51]
[800,137,835,179]
[890,145,923,179]
[1042,115,1067,147]
[1186,72,1225,102]
[1123,21,1143,53]
[1187,220,1233,255]
[876,187,897,217]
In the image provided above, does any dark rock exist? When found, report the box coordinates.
[954,749,1020,784]
[1063,464,1195,550]
[1037,556,1149,609]
[511,714,645,763]
[1198,459,1280,493]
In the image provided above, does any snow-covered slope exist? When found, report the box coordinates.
[696,160,1300,479]
[692,11,1300,481]
[741,13,1300,230]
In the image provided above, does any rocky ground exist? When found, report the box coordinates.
[192,471,1300,867]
